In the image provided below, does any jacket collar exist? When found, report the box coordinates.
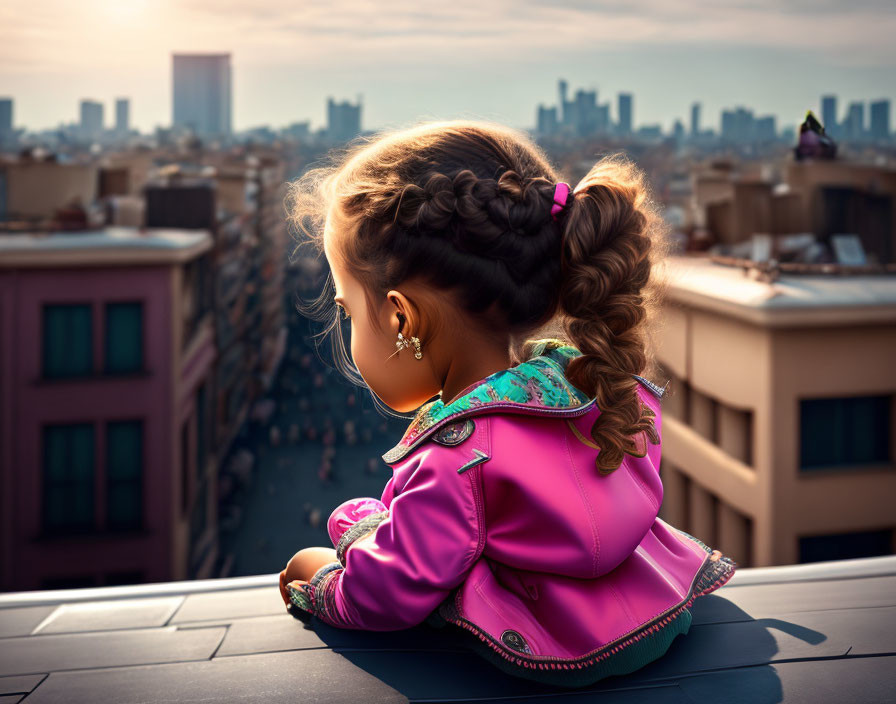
[382,338,596,465]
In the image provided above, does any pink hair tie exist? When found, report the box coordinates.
[551,182,571,222]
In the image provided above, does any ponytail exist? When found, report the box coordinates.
[557,154,672,475]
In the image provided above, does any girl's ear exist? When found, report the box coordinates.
[386,289,417,338]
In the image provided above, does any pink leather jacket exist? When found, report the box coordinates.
[287,339,736,686]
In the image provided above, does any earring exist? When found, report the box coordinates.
[396,331,423,360]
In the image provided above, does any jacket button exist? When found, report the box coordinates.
[501,629,532,654]
[432,419,475,447]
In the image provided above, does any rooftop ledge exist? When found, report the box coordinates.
[661,255,896,327]
[0,555,894,703]
[0,226,213,268]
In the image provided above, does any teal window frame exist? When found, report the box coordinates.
[104,301,144,375]
[43,423,95,532]
[799,529,893,563]
[799,395,891,471]
[42,303,93,379]
[105,420,144,531]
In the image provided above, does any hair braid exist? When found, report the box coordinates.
[559,154,670,475]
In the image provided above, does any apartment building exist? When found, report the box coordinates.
[692,159,896,265]
[654,254,896,567]
[0,226,217,590]
[0,160,99,223]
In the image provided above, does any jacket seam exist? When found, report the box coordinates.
[563,420,601,576]
[626,461,660,515]
[468,417,489,563]
[607,581,637,631]
[448,418,489,621]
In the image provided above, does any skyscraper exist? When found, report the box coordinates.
[172,53,232,138]
[536,105,559,135]
[326,97,362,143]
[0,98,12,145]
[618,93,632,135]
[558,79,569,126]
[115,98,130,135]
[0,98,11,130]
[844,102,865,141]
[870,100,891,141]
[79,99,104,140]
[720,107,755,143]
[821,95,837,136]
[690,102,701,137]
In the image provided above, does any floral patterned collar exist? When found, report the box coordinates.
[381,338,596,464]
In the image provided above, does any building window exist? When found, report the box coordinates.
[43,304,92,379]
[196,382,209,480]
[106,420,143,530]
[104,302,144,374]
[181,422,191,515]
[189,476,210,576]
[800,395,891,471]
[182,254,213,351]
[43,423,95,532]
[799,529,893,563]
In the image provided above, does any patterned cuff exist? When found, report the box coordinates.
[310,560,344,586]
[309,561,344,625]
[286,561,344,616]
[335,510,389,567]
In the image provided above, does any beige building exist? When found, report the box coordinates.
[654,254,896,567]
[691,159,896,265]
[0,160,98,221]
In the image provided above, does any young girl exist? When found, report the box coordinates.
[278,119,736,688]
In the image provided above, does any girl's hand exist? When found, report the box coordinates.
[279,569,294,607]
[280,547,339,610]
[280,570,311,609]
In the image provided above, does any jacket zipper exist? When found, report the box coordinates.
[444,550,736,671]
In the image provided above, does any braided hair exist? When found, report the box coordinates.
[287,119,673,475]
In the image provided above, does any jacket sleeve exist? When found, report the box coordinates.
[291,451,483,631]
[326,496,390,562]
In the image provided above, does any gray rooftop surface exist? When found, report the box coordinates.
[663,255,896,310]
[0,555,894,703]
[0,227,211,252]
[661,256,896,327]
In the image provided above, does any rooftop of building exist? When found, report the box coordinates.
[0,555,893,703]
[0,226,212,268]
[663,254,896,326]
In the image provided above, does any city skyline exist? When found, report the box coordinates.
[2,0,895,133]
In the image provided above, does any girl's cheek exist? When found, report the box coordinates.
[350,325,362,366]
[349,323,366,371]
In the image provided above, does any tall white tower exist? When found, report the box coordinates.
[172,53,232,137]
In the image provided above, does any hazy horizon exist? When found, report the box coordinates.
[2,0,895,134]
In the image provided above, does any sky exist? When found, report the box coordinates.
[2,0,895,134]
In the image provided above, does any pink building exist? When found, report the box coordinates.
[0,227,217,591]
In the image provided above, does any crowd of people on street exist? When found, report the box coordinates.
[216,258,412,574]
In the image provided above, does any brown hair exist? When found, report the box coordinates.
[286,119,673,475]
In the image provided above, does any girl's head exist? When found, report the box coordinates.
[287,119,673,474]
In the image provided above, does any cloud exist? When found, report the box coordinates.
[1,0,893,130]
[2,0,895,73]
